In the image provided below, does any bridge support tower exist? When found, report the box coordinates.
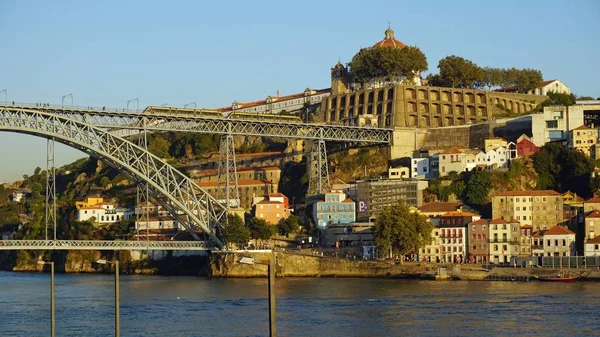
[307,139,330,196]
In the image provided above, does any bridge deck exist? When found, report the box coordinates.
[0,240,210,251]
[1,103,392,143]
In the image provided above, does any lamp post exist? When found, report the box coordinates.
[38,260,55,337]
[184,102,197,109]
[95,259,120,337]
[61,93,73,109]
[0,89,7,104]
[238,256,276,337]
[126,98,139,112]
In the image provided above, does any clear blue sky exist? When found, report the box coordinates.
[1,0,599,182]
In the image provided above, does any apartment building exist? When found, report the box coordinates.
[492,190,563,232]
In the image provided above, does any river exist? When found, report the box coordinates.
[0,271,598,336]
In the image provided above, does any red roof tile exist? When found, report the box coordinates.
[489,218,510,224]
[418,202,463,213]
[587,210,600,219]
[342,198,355,203]
[469,219,488,225]
[586,236,600,244]
[494,190,560,196]
[442,211,479,217]
[544,226,575,235]
[373,27,406,48]
[585,197,600,204]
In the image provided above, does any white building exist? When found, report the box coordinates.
[219,88,330,115]
[584,236,600,257]
[411,158,430,179]
[527,79,570,96]
[77,202,132,224]
[135,216,179,231]
[540,226,576,257]
[531,102,600,147]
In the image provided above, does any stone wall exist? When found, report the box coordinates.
[209,251,435,278]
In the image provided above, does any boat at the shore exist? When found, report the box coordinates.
[534,270,590,283]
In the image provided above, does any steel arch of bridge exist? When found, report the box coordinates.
[0,107,225,248]
[1,104,391,143]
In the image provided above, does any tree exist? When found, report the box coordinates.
[514,68,543,93]
[221,214,251,248]
[248,217,275,241]
[465,171,491,206]
[349,46,428,84]
[100,176,111,188]
[34,167,42,175]
[532,143,595,198]
[30,182,43,199]
[373,201,433,258]
[437,55,485,89]
[148,135,171,158]
[278,215,299,236]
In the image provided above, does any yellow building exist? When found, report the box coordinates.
[571,125,598,158]
[75,196,104,209]
[418,225,441,263]
[488,218,520,264]
[484,138,508,152]
[388,166,409,179]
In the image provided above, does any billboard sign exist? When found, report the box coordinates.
[358,199,369,213]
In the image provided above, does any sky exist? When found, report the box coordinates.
[1,0,599,182]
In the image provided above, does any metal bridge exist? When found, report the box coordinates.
[0,107,225,248]
[1,103,392,143]
[0,102,392,251]
[0,240,209,251]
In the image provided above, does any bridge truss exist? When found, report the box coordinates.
[0,240,209,251]
[0,107,226,248]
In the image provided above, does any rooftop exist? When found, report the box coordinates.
[586,236,600,244]
[418,202,463,213]
[469,219,488,225]
[494,190,560,197]
[441,211,479,217]
[544,226,575,236]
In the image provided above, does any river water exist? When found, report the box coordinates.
[0,271,598,337]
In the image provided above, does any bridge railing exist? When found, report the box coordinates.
[0,240,211,251]
[2,101,139,113]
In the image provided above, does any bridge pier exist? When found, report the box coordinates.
[217,133,240,209]
[46,138,57,240]
[307,139,330,195]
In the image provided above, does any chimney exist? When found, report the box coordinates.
[277,89,279,98]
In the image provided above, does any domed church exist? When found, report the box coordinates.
[331,26,423,95]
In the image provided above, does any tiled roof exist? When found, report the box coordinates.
[587,210,600,219]
[439,147,463,154]
[573,124,594,130]
[494,190,560,196]
[255,200,284,205]
[198,179,272,188]
[531,231,543,237]
[520,224,532,229]
[418,202,463,213]
[373,27,406,48]
[489,218,510,224]
[442,211,479,217]
[469,219,488,225]
[585,197,600,204]
[342,198,355,203]
[586,236,600,244]
[544,226,575,236]
[268,193,286,198]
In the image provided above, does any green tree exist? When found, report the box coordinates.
[349,46,428,84]
[100,176,111,188]
[514,68,543,93]
[373,201,433,258]
[248,217,275,241]
[30,182,43,199]
[437,55,485,89]
[221,214,251,248]
[148,135,171,158]
[532,143,595,197]
[34,167,42,175]
[278,214,299,236]
[465,171,491,206]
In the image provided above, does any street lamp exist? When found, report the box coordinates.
[126,98,139,112]
[0,89,7,104]
[238,256,276,337]
[61,93,73,109]
[38,260,55,337]
[184,102,197,109]
[95,259,120,337]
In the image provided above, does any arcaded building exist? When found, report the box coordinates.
[320,27,547,159]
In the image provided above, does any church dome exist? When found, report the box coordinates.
[372,26,406,48]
